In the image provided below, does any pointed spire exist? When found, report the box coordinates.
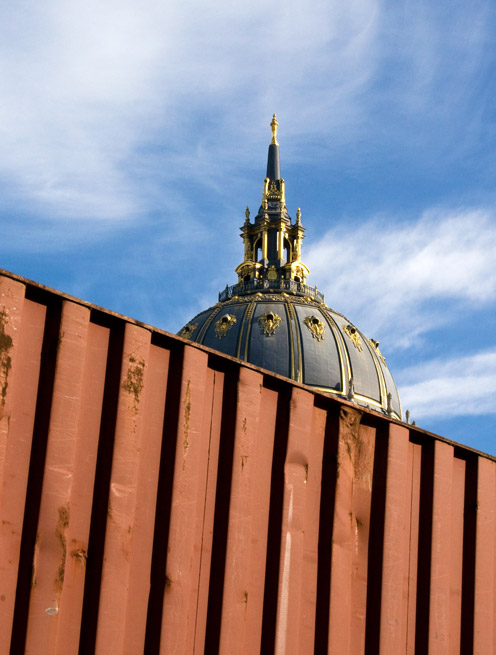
[266,114,281,181]
[230,116,315,300]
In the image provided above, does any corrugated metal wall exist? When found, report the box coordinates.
[1,269,495,654]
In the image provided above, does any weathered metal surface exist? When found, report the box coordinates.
[1,268,496,654]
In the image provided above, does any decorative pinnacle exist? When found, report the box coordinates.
[270,114,279,145]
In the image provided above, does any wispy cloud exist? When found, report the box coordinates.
[305,208,496,348]
[399,350,496,419]
[1,0,491,230]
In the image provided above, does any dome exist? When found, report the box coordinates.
[178,116,401,419]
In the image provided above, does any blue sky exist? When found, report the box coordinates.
[1,0,495,453]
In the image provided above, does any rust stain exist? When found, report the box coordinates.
[0,309,13,408]
[31,533,40,588]
[70,546,88,565]
[122,355,145,414]
[339,406,370,480]
[55,505,69,591]
[182,379,191,468]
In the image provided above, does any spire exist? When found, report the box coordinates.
[266,114,281,181]
[231,116,311,292]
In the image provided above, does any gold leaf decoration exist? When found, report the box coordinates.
[259,312,282,336]
[343,324,363,351]
[304,315,325,341]
[369,338,386,364]
[178,323,198,340]
[214,314,237,339]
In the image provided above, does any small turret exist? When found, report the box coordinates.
[234,115,310,292]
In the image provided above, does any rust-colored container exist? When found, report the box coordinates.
[1,268,495,654]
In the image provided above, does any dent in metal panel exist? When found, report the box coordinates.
[349,423,376,654]
[328,405,364,654]
[274,387,322,655]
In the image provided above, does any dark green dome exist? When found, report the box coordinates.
[178,116,401,419]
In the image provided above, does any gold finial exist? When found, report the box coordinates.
[245,206,250,221]
[270,114,279,145]
[296,207,301,223]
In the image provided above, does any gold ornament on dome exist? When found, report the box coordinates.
[215,314,237,339]
[294,265,305,280]
[369,339,386,364]
[343,324,363,351]
[270,114,279,145]
[239,263,253,278]
[268,181,280,198]
[267,265,277,281]
[259,312,282,336]
[178,323,198,339]
[304,316,325,341]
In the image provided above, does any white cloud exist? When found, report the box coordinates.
[305,208,496,348]
[2,0,490,226]
[399,350,496,419]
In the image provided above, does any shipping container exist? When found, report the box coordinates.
[1,268,495,654]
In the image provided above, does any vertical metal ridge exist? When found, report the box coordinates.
[0,276,29,651]
[192,365,225,654]
[94,323,158,654]
[218,367,277,653]
[379,423,410,653]
[159,345,212,654]
[473,457,496,652]
[460,453,478,654]
[259,382,291,654]
[10,294,63,654]
[272,387,322,655]
[313,401,339,653]
[24,301,94,653]
[143,342,185,654]
[364,420,390,654]
[413,439,435,652]
[79,318,125,655]
[203,363,240,653]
